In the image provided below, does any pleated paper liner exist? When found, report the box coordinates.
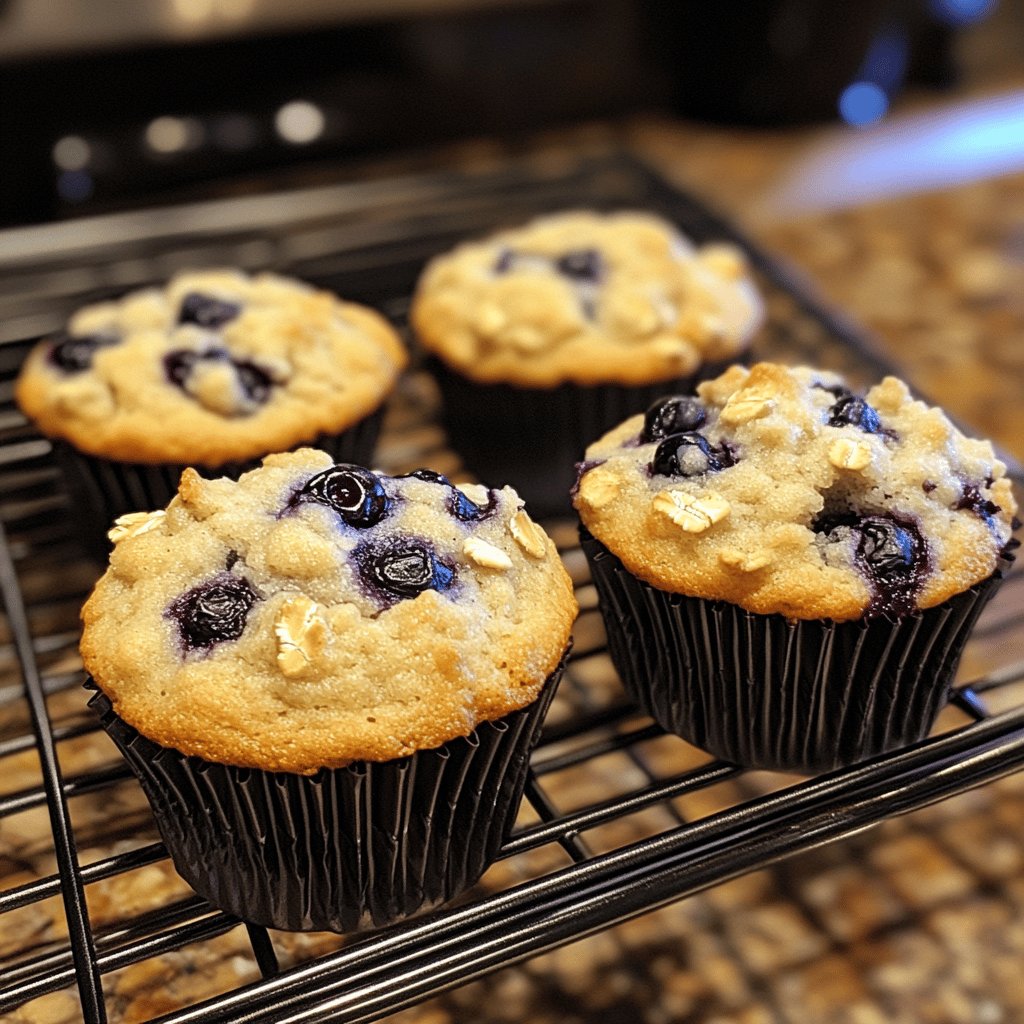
[85,650,566,933]
[55,404,385,560]
[428,357,738,518]
[581,529,1014,774]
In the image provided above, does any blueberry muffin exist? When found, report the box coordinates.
[16,269,407,546]
[575,362,1018,772]
[411,210,763,514]
[83,448,576,931]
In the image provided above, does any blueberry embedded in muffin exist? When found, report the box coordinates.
[413,210,763,387]
[574,361,1017,772]
[575,362,1016,621]
[16,269,407,467]
[83,450,577,932]
[81,448,577,773]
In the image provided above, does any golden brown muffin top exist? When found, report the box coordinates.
[575,363,1017,621]
[17,270,407,466]
[81,449,577,774]
[411,210,763,387]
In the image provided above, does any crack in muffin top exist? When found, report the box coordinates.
[574,362,1017,621]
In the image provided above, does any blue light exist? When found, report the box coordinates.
[929,0,995,26]
[838,82,889,127]
[57,170,94,203]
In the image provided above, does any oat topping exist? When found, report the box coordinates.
[274,594,329,679]
[653,490,731,533]
[719,391,775,426]
[108,510,167,544]
[412,210,763,388]
[828,437,874,472]
[509,509,547,558]
[463,536,513,571]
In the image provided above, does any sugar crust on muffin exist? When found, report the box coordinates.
[575,362,1017,621]
[16,270,407,466]
[81,449,577,774]
[411,210,763,387]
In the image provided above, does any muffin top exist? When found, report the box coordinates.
[16,270,407,466]
[410,210,763,387]
[81,448,577,774]
[575,362,1017,621]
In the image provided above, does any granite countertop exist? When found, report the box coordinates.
[4,20,1024,1024]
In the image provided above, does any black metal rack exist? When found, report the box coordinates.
[0,152,1021,1024]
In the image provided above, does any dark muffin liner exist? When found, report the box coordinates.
[85,650,566,933]
[428,357,736,518]
[56,404,384,559]
[581,529,1013,773]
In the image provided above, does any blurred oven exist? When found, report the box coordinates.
[0,0,653,227]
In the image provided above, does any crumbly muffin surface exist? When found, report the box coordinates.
[81,449,577,774]
[575,363,1017,620]
[411,210,763,387]
[17,270,407,466]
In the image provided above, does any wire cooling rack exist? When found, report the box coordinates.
[0,152,1022,1024]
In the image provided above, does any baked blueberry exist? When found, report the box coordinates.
[642,395,707,442]
[357,538,456,604]
[555,248,604,283]
[450,488,497,522]
[827,394,882,434]
[178,292,242,329]
[49,332,119,373]
[164,348,274,408]
[165,349,202,390]
[232,359,274,405]
[956,483,1002,527]
[167,574,258,651]
[404,468,451,485]
[855,516,922,579]
[293,464,389,528]
[815,511,928,617]
[400,469,496,521]
[651,432,726,478]
[493,248,516,274]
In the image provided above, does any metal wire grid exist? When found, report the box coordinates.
[0,153,1021,1024]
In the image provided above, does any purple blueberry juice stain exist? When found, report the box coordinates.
[290,464,390,528]
[166,574,259,652]
[814,511,930,618]
[48,332,120,373]
[354,537,456,608]
[178,292,242,329]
